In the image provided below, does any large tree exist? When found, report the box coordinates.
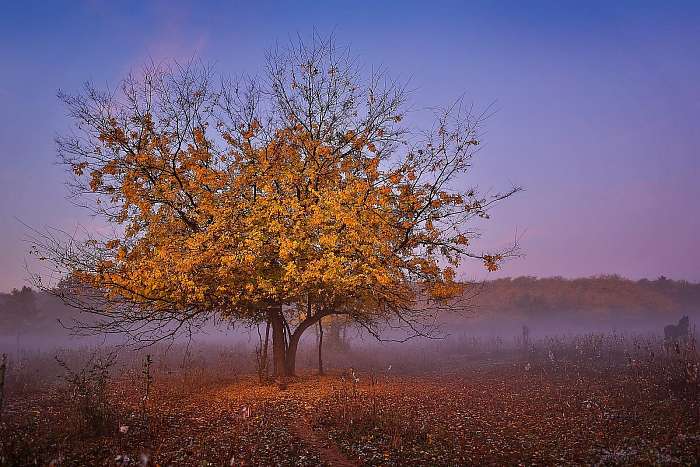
[31,36,519,378]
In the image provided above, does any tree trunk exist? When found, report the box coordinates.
[285,333,300,376]
[284,312,325,376]
[326,321,349,351]
[318,318,325,376]
[268,305,287,381]
[263,320,270,373]
[256,319,271,383]
[268,304,328,379]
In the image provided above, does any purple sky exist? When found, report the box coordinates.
[1,1,699,291]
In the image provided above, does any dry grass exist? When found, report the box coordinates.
[0,333,698,466]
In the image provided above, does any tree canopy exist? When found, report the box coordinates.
[31,36,519,376]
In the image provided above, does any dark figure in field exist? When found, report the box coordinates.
[522,325,530,350]
[664,316,690,344]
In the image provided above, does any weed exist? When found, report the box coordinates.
[55,350,117,435]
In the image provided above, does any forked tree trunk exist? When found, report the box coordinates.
[284,314,325,376]
[268,304,328,379]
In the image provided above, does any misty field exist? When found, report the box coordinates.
[1,332,698,466]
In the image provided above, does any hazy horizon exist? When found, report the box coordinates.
[2,273,699,295]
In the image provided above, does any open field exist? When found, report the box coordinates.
[2,2,700,466]
[1,333,699,466]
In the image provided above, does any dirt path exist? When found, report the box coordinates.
[213,376,360,466]
[291,415,359,467]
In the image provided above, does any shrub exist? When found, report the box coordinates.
[55,350,116,435]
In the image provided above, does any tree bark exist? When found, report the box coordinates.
[268,303,330,378]
[286,333,300,376]
[284,312,326,376]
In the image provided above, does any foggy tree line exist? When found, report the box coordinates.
[3,276,698,338]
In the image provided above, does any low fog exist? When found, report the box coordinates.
[2,275,698,368]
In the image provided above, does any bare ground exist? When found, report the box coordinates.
[1,364,699,466]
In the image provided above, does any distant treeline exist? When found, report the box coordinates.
[0,286,80,337]
[1,276,698,337]
[471,275,700,318]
